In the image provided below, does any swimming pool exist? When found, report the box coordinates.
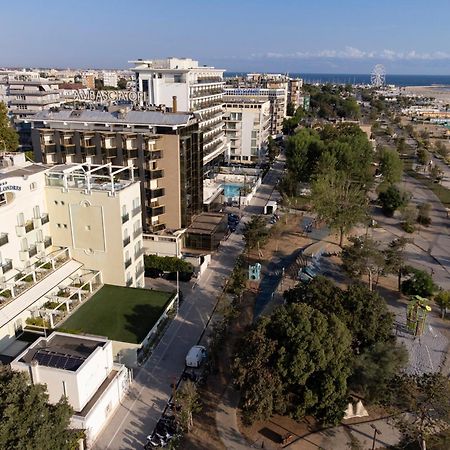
[222,183,243,198]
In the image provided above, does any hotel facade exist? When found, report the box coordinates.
[131,57,228,173]
[29,108,203,236]
[0,152,144,354]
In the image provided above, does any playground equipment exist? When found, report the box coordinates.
[406,295,431,337]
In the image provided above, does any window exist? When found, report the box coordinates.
[54,200,58,205]
[57,223,61,228]
[85,225,91,231]
[63,224,68,229]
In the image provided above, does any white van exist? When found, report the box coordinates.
[185,345,207,368]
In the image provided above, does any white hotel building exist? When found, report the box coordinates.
[224,99,271,163]
[0,152,144,355]
[11,332,131,447]
[131,57,228,172]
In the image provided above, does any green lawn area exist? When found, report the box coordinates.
[59,285,175,344]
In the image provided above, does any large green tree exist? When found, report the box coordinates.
[0,102,19,151]
[393,373,450,450]
[379,147,403,184]
[311,171,368,246]
[233,303,352,425]
[243,216,269,250]
[341,236,385,291]
[0,367,78,450]
[349,341,408,402]
[378,184,409,217]
[284,278,393,353]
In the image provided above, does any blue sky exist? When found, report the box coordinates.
[1,0,450,74]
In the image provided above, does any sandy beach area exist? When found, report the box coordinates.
[403,85,450,103]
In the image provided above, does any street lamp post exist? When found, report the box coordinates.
[370,424,382,450]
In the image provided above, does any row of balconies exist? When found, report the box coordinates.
[194,77,223,84]
[192,99,223,112]
[191,88,223,98]
[15,214,50,238]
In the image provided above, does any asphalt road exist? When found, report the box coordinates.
[93,158,285,450]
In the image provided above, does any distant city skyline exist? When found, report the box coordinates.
[2,0,450,74]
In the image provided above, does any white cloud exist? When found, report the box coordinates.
[250,47,450,61]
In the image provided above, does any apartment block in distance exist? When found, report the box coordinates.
[29,108,203,255]
[0,152,144,354]
[131,57,228,173]
[224,87,287,136]
[223,99,271,163]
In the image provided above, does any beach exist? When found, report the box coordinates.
[403,85,450,103]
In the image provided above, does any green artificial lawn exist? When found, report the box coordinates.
[60,284,174,344]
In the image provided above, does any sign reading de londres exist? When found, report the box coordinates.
[0,181,22,193]
[73,90,144,103]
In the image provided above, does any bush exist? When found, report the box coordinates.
[379,185,409,216]
[26,317,50,328]
[401,221,415,233]
[417,202,432,226]
[401,267,436,297]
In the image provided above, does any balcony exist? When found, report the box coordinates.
[81,146,97,156]
[133,227,143,239]
[194,77,223,84]
[0,259,13,275]
[123,236,131,247]
[42,143,56,154]
[0,233,8,247]
[61,144,76,155]
[135,266,145,278]
[19,245,37,261]
[124,258,132,269]
[148,150,163,160]
[149,222,166,233]
[135,247,145,258]
[104,148,118,158]
[126,149,139,159]
[149,188,165,199]
[147,204,165,217]
[44,237,52,248]
[126,278,133,287]
[42,213,50,225]
[145,169,164,181]
[122,212,129,224]
[16,221,34,237]
[132,205,141,217]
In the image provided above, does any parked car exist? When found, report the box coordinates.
[185,345,207,368]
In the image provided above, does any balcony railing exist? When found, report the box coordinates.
[149,188,165,199]
[29,245,37,257]
[145,169,164,181]
[147,205,165,217]
[132,206,142,217]
[41,213,50,225]
[127,149,139,159]
[0,259,13,274]
[135,247,145,258]
[124,258,132,269]
[133,227,143,239]
[135,266,145,278]
[122,213,129,224]
[42,143,56,153]
[126,278,133,287]
[148,150,163,160]
[123,236,131,247]
[25,221,34,233]
[0,233,8,247]
[149,223,166,233]
[44,237,52,248]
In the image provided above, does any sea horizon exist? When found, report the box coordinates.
[225,72,450,87]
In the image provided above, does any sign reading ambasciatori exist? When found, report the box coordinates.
[70,89,144,103]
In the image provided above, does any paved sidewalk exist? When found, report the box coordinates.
[216,387,252,450]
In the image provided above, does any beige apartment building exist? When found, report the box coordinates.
[224,99,271,163]
[0,153,144,353]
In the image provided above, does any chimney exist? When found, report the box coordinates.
[29,359,40,384]
[172,96,177,113]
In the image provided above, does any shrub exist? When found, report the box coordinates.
[401,267,436,297]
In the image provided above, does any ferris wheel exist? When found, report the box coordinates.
[371,64,386,87]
